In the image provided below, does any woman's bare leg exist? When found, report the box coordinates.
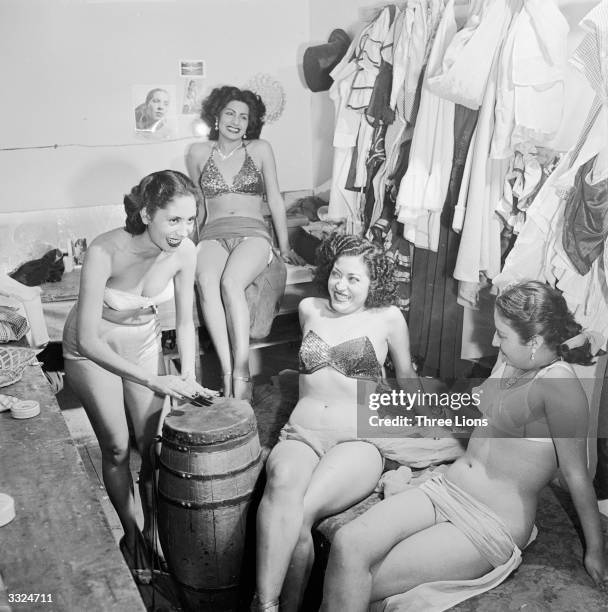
[256,440,319,606]
[64,359,139,549]
[122,351,166,549]
[281,441,383,612]
[220,238,271,400]
[321,488,492,612]
[196,241,232,394]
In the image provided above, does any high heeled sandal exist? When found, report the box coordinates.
[119,536,153,585]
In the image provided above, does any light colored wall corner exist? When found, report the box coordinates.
[0,0,313,212]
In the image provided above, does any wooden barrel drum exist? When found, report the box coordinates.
[157,398,262,611]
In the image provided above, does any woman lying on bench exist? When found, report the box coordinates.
[253,234,419,611]
[321,281,607,611]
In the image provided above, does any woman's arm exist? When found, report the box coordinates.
[258,140,303,263]
[173,239,199,381]
[386,306,417,383]
[185,142,207,190]
[185,143,208,231]
[542,377,607,586]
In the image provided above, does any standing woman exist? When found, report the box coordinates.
[186,85,303,400]
[63,170,216,577]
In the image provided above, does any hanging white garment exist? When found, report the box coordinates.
[390,1,418,114]
[491,0,569,159]
[348,6,396,111]
[328,51,361,225]
[395,0,457,251]
[327,6,397,228]
[493,0,608,346]
[453,46,509,284]
[492,107,608,345]
[426,0,511,110]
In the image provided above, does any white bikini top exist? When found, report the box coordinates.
[103,283,174,311]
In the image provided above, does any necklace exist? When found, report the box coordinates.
[501,357,561,389]
[215,143,242,161]
[501,368,529,389]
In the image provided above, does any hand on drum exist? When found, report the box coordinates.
[150,374,219,404]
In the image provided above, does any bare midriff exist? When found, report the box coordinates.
[205,193,266,223]
[288,370,375,433]
[446,433,558,547]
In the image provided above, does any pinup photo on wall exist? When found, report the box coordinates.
[132,84,177,139]
[182,79,203,115]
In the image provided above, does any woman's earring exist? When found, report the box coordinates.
[530,346,536,362]
[242,133,247,140]
[214,117,219,130]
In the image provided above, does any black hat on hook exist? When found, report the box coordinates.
[303,29,351,93]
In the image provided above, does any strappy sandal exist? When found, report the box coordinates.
[232,375,253,402]
[119,535,152,585]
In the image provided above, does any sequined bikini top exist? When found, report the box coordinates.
[299,330,382,380]
[199,145,265,198]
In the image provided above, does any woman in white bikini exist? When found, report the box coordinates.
[321,280,607,611]
[186,85,304,400]
[63,170,216,578]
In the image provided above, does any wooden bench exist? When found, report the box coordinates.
[0,360,144,610]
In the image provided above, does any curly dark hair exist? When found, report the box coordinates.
[495,280,594,365]
[201,86,266,140]
[314,233,397,308]
[123,170,198,235]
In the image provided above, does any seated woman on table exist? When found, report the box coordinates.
[321,280,607,612]
[62,170,217,578]
[186,85,304,401]
[253,234,418,612]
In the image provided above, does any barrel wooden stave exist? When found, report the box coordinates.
[157,399,262,609]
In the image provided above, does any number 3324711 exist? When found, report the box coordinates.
[8,593,53,603]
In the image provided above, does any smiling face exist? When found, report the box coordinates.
[327,255,371,315]
[147,90,170,122]
[493,310,535,369]
[143,194,196,251]
[218,99,250,141]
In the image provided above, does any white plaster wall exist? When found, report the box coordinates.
[0,0,313,213]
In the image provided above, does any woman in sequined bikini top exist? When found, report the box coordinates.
[254,234,419,612]
[186,86,304,400]
[199,143,265,198]
[298,329,382,380]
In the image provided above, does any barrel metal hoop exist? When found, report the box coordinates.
[158,450,261,481]
[158,489,254,509]
[161,425,257,452]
